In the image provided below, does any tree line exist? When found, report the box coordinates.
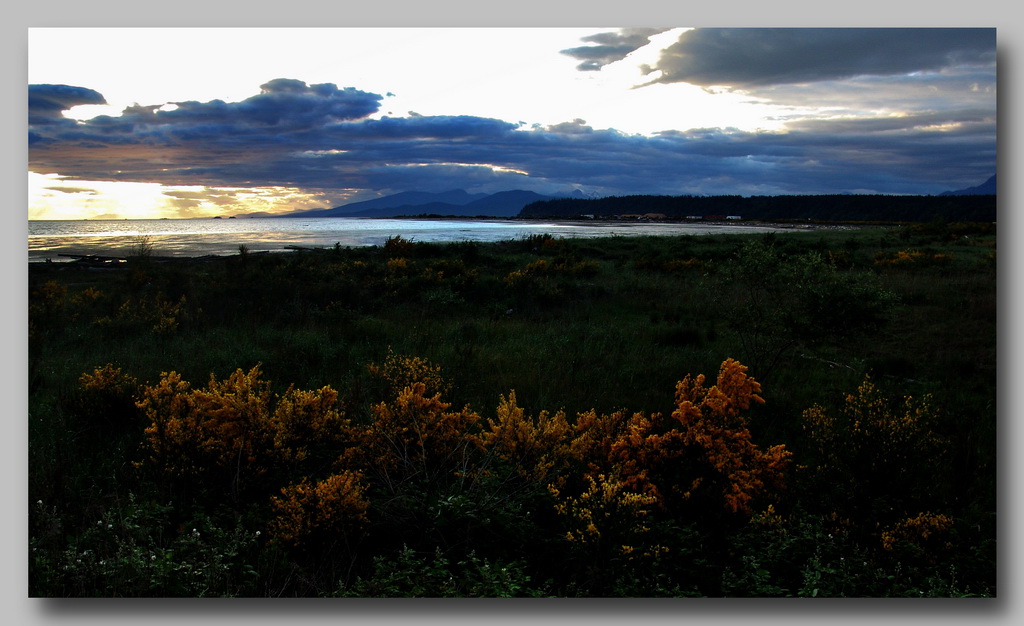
[519,193,997,223]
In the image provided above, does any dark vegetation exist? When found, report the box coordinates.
[28,220,996,597]
[519,193,996,223]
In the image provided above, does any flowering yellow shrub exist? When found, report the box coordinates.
[750,504,786,532]
[136,365,352,494]
[801,375,947,481]
[269,471,370,549]
[504,259,550,286]
[479,391,571,482]
[565,408,636,472]
[602,410,685,505]
[881,511,954,554]
[136,370,200,475]
[79,363,137,396]
[670,358,792,514]
[873,249,953,269]
[270,385,353,464]
[357,382,482,489]
[386,257,412,275]
[504,258,599,286]
[367,348,450,398]
[540,357,790,561]
[548,473,662,556]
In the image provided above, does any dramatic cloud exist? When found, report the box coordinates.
[27,74,996,202]
[561,28,670,71]
[29,84,106,123]
[27,26,998,215]
[640,28,996,89]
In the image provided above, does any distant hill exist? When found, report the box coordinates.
[279,189,566,218]
[940,174,996,196]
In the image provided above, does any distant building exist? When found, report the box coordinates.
[726,215,743,220]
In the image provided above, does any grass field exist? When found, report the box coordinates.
[27,221,996,597]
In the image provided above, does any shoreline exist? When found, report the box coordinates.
[29,218,854,265]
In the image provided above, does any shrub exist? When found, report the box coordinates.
[355,382,482,494]
[269,471,370,550]
[136,365,354,502]
[800,376,951,527]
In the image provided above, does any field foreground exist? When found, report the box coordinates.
[28,222,997,597]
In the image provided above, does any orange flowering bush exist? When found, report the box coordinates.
[478,391,572,482]
[64,363,143,433]
[873,249,953,269]
[356,382,482,492]
[800,375,953,559]
[801,376,947,501]
[548,473,663,559]
[269,471,370,549]
[270,384,353,465]
[367,348,451,398]
[541,357,791,570]
[670,358,792,514]
[880,511,954,555]
[504,258,599,286]
[79,363,138,397]
[136,365,353,499]
[603,410,687,506]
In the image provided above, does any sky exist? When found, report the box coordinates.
[27,26,998,220]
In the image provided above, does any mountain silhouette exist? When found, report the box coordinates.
[940,174,996,196]
[280,189,563,218]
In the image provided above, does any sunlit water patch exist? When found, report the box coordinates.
[28,217,797,262]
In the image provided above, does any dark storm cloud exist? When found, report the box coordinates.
[29,84,106,123]
[561,28,670,71]
[93,79,384,134]
[155,78,383,130]
[28,77,995,198]
[642,28,996,89]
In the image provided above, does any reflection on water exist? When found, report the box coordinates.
[28,217,796,263]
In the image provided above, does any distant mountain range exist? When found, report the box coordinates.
[278,189,583,218]
[260,176,994,220]
[940,174,996,196]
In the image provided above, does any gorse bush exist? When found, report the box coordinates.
[136,364,356,506]
[801,375,950,519]
[78,352,798,595]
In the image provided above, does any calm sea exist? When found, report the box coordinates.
[28,217,792,263]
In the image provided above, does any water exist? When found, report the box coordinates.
[28,217,793,263]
